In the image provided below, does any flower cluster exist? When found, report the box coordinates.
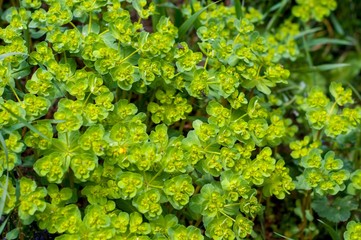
[292,0,337,22]
[297,83,359,137]
[296,150,350,195]
[0,0,360,239]
[344,221,361,240]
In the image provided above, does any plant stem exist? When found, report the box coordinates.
[299,190,312,239]
[147,167,163,185]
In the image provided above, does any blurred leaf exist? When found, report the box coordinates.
[0,132,9,218]
[311,196,359,223]
[157,2,178,9]
[0,52,27,60]
[305,209,314,221]
[330,14,345,36]
[266,0,289,31]
[233,0,243,19]
[6,228,19,240]
[273,232,295,240]
[307,38,353,47]
[178,1,219,40]
[294,27,322,39]
[312,63,350,71]
[317,219,341,240]
[0,215,9,234]
[11,62,31,80]
[293,63,351,72]
[330,52,361,82]
[82,21,100,35]
[0,104,50,141]
[152,0,167,31]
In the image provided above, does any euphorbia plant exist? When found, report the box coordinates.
[0,0,361,239]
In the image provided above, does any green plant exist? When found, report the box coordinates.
[1,0,361,239]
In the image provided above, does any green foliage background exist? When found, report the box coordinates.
[1,0,361,239]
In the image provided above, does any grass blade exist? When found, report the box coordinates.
[307,38,353,47]
[233,0,243,19]
[0,132,9,218]
[313,63,350,71]
[0,52,27,61]
[266,0,289,31]
[273,232,295,240]
[178,1,219,40]
[0,132,9,171]
[292,63,350,72]
[330,14,344,36]
[0,123,25,134]
[294,27,322,40]
[0,104,50,141]
[317,219,341,240]
[157,2,178,9]
[0,215,9,234]
[152,0,167,31]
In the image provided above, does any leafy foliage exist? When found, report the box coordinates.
[1,0,361,239]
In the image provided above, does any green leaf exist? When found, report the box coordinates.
[266,0,289,31]
[311,196,359,223]
[82,21,100,35]
[0,104,50,141]
[312,63,350,71]
[330,14,344,36]
[317,219,341,240]
[6,228,19,240]
[152,0,167,31]
[294,27,322,40]
[0,52,27,61]
[0,174,9,218]
[157,2,178,9]
[0,132,9,218]
[294,63,351,72]
[233,0,243,19]
[307,38,353,47]
[178,1,219,40]
[0,215,9,234]
[188,194,204,216]
[273,232,295,240]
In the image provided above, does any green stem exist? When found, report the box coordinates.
[299,190,312,239]
[69,21,78,30]
[119,49,140,64]
[234,33,240,43]
[266,0,289,31]
[83,92,92,108]
[354,130,361,169]
[194,217,202,227]
[314,129,323,142]
[219,210,235,222]
[224,203,240,207]
[68,168,74,189]
[328,102,337,115]
[148,184,163,189]
[63,52,67,63]
[203,150,221,155]
[145,90,156,128]
[9,85,21,102]
[147,167,163,185]
[347,82,361,102]
[179,119,186,133]
[194,185,201,195]
[207,81,219,85]
[88,13,92,34]
[99,29,109,36]
[204,56,209,69]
